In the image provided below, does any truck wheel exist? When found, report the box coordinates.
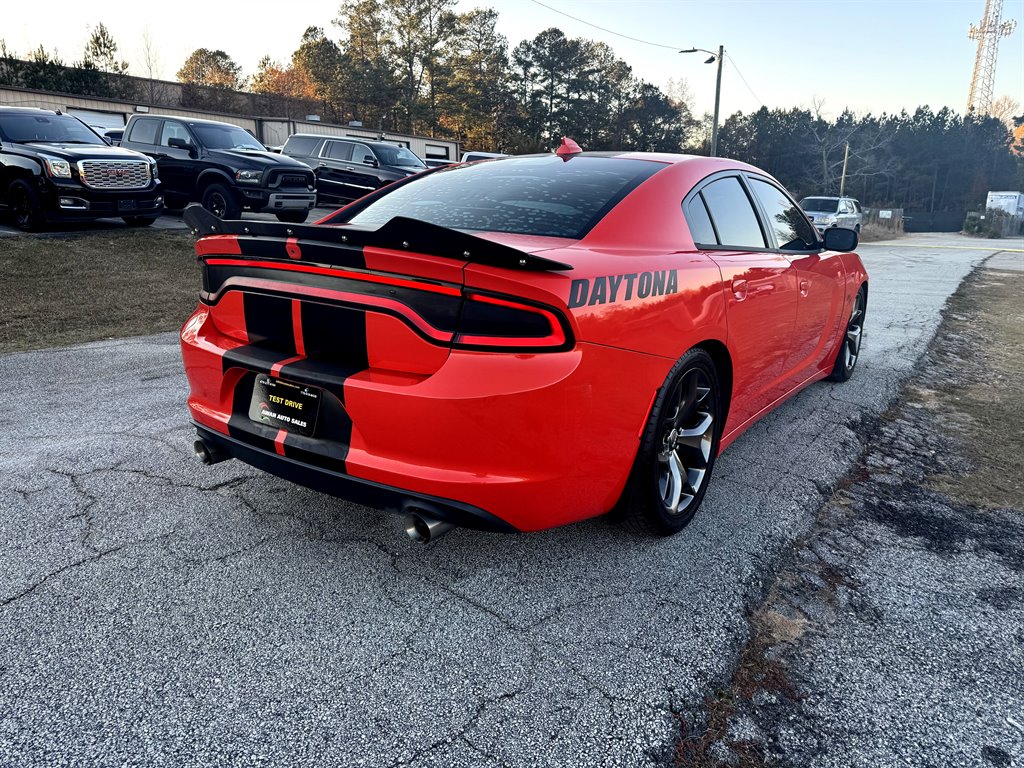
[10,181,44,232]
[275,211,308,224]
[201,183,240,219]
[122,216,157,227]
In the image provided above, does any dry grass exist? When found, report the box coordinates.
[0,230,200,354]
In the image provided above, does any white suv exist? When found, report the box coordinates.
[800,196,863,233]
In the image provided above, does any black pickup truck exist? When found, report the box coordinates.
[0,106,163,231]
[120,114,316,222]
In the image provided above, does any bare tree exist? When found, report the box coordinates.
[138,28,172,104]
[990,95,1021,129]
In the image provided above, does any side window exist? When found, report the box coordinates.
[159,121,192,147]
[352,145,376,164]
[748,178,818,251]
[838,200,850,214]
[127,117,160,145]
[324,141,353,161]
[700,177,766,249]
[685,194,718,245]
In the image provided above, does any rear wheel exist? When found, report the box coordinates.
[828,286,866,382]
[10,181,44,232]
[275,210,308,224]
[623,348,721,536]
[201,183,240,219]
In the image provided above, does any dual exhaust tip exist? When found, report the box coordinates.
[195,438,454,543]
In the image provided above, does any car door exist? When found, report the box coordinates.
[346,142,384,195]
[747,176,846,384]
[687,174,800,430]
[155,119,196,197]
[315,140,356,199]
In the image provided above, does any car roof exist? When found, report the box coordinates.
[133,114,246,128]
[286,134,406,150]
[0,106,61,115]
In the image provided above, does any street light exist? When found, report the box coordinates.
[680,45,724,158]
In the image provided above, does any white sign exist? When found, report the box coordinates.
[879,210,892,220]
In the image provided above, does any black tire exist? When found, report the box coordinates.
[122,216,157,227]
[201,183,241,219]
[9,181,44,232]
[275,210,309,224]
[622,348,722,536]
[828,286,866,382]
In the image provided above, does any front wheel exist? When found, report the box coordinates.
[201,183,241,220]
[275,210,309,224]
[10,181,44,232]
[828,286,866,382]
[622,348,721,536]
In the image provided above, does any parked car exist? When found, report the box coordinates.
[461,150,507,162]
[120,114,316,222]
[799,195,863,233]
[281,134,427,202]
[182,150,866,542]
[0,106,163,231]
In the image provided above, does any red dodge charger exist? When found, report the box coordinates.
[181,146,867,541]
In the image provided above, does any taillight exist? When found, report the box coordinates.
[454,292,572,351]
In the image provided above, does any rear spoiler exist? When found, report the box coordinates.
[183,204,573,272]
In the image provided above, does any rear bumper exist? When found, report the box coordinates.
[181,305,672,532]
[194,424,517,532]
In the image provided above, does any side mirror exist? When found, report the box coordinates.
[363,157,379,167]
[823,226,858,252]
[167,137,190,150]
[102,136,113,146]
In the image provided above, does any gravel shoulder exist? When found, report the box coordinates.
[678,254,1024,767]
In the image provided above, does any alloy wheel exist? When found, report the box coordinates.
[657,368,716,516]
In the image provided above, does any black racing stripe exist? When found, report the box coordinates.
[221,293,296,376]
[236,238,367,269]
[277,304,369,465]
[299,301,369,369]
[243,292,294,350]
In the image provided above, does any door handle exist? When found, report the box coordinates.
[731,279,748,301]
[317,162,327,167]
[799,279,810,297]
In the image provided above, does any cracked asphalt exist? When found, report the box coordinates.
[0,234,1005,766]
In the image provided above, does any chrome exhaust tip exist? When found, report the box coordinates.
[194,439,230,466]
[404,513,454,544]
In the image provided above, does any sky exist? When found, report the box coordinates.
[1,0,1022,121]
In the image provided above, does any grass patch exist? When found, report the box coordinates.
[0,230,200,354]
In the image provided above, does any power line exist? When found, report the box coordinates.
[527,0,683,50]
[724,53,764,107]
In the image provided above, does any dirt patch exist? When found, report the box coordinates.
[674,262,1024,766]
[923,268,1024,510]
[0,230,199,354]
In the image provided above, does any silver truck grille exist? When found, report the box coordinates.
[77,160,151,190]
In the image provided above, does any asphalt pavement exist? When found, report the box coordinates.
[0,234,1002,766]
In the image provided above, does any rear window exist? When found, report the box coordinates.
[800,197,839,213]
[343,156,664,239]
[283,135,320,157]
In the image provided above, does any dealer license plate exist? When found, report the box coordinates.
[248,375,321,437]
[117,199,137,211]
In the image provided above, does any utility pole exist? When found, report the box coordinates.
[681,45,725,157]
[839,142,850,196]
[711,45,723,157]
[967,0,1017,115]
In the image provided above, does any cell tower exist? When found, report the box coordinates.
[966,0,1017,115]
